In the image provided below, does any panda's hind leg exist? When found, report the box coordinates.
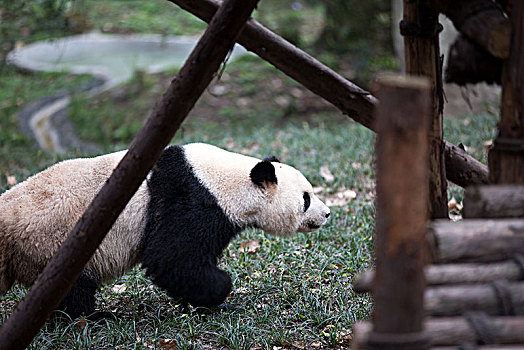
[54,269,100,320]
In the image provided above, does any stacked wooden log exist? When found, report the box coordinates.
[353,185,524,349]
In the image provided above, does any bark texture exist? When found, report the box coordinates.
[402,0,448,219]
[370,75,430,350]
[489,0,524,184]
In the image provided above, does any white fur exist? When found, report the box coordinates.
[0,151,146,292]
[184,143,330,236]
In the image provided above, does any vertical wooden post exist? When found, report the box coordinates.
[402,0,448,219]
[369,75,430,350]
[488,0,524,184]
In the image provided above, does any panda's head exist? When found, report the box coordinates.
[249,156,330,237]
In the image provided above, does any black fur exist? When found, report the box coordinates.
[140,146,242,307]
[55,269,100,320]
[249,161,277,188]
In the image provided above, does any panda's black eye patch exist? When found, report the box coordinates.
[303,192,311,212]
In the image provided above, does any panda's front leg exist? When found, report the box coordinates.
[142,246,232,308]
[176,260,233,308]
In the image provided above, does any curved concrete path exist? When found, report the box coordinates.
[8,32,246,153]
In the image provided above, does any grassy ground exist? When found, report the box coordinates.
[1,54,378,348]
[0,0,500,349]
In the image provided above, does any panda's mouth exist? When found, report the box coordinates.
[307,222,321,230]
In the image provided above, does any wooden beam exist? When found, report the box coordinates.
[354,317,524,348]
[0,0,260,348]
[428,219,524,263]
[426,282,524,316]
[464,185,524,218]
[370,74,430,349]
[354,260,524,293]
[166,0,491,188]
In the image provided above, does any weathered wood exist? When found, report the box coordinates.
[428,219,524,263]
[403,0,448,220]
[489,0,524,184]
[433,0,511,59]
[464,185,524,218]
[444,141,490,188]
[167,0,491,189]
[0,0,260,349]
[370,75,430,349]
[445,35,503,85]
[426,282,524,316]
[354,260,524,293]
[354,317,524,348]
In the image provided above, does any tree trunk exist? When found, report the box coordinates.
[0,0,259,348]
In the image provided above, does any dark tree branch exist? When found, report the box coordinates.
[445,35,503,85]
[0,0,259,348]
[433,0,511,59]
[167,0,490,187]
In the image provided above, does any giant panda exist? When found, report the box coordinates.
[0,143,330,319]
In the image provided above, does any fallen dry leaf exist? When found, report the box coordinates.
[311,341,322,347]
[319,165,335,183]
[324,189,357,207]
[312,185,324,194]
[239,240,259,254]
[112,284,127,294]
[75,316,87,330]
[6,175,17,186]
[448,197,463,211]
[159,338,177,349]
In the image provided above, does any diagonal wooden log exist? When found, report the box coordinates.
[0,0,260,348]
[166,0,490,187]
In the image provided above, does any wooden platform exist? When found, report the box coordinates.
[353,185,524,349]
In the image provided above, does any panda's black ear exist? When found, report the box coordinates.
[250,161,277,189]
[262,155,280,163]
